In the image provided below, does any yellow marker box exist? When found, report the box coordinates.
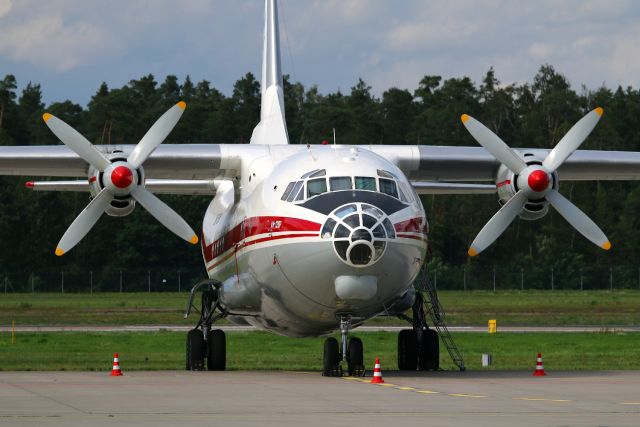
[488,319,497,334]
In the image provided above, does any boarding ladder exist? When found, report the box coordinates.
[414,271,466,371]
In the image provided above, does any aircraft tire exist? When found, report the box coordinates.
[186,329,205,371]
[322,337,340,376]
[347,337,365,376]
[207,329,226,371]
[418,329,440,371]
[397,329,418,370]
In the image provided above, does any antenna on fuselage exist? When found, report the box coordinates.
[333,128,336,145]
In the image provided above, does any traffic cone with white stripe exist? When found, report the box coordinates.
[371,357,384,383]
[533,352,546,376]
[110,352,123,376]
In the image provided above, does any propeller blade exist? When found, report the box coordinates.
[127,101,186,168]
[545,189,611,250]
[42,113,111,171]
[542,108,603,172]
[468,190,528,256]
[461,114,528,174]
[55,188,114,256]
[130,186,198,244]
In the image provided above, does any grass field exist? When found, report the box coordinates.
[1,331,638,371]
[1,290,639,326]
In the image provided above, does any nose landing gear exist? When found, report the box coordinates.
[322,315,365,377]
[184,280,227,371]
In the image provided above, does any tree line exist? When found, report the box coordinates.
[1,64,640,290]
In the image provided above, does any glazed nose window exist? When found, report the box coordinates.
[320,203,395,267]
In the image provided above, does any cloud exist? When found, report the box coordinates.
[0,14,114,71]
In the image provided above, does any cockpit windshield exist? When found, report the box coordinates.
[281,169,413,204]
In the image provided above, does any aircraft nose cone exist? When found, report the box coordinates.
[111,166,134,189]
[321,202,395,267]
[528,169,549,192]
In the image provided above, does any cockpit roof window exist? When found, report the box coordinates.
[309,169,326,178]
[377,169,397,179]
[301,169,322,179]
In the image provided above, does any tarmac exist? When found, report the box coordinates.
[1,370,639,426]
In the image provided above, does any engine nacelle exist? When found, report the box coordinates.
[88,150,137,217]
[495,152,558,221]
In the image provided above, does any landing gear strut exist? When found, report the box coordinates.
[322,315,365,377]
[397,292,439,371]
[184,280,227,371]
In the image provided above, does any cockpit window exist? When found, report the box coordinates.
[281,182,296,201]
[330,176,352,191]
[286,181,304,202]
[355,176,376,191]
[379,178,398,198]
[307,178,327,198]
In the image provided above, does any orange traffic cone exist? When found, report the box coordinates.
[110,353,123,376]
[533,352,546,376]
[371,357,384,383]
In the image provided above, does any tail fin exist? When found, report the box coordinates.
[251,0,289,145]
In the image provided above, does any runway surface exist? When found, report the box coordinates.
[7,325,640,333]
[1,370,639,426]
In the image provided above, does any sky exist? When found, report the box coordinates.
[1,0,639,107]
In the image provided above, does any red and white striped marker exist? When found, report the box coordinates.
[371,357,384,383]
[533,352,546,376]
[110,352,123,376]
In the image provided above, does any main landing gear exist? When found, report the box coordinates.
[397,292,440,371]
[184,280,227,371]
[323,315,365,377]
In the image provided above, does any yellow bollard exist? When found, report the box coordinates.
[488,319,497,334]
[11,320,15,344]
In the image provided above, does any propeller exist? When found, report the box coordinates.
[43,101,199,256]
[461,107,610,256]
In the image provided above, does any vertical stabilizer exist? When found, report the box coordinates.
[251,0,289,145]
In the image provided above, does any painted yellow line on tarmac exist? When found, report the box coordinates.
[416,390,440,395]
[621,402,640,405]
[514,397,571,403]
[448,393,487,398]
[396,386,417,391]
[378,383,397,387]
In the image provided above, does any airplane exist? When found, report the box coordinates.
[2,0,640,375]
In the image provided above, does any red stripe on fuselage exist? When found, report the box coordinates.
[394,217,428,235]
[202,216,322,263]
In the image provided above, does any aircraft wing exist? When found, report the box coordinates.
[2,144,640,197]
[367,145,640,182]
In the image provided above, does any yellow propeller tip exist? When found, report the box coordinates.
[595,107,604,117]
[461,114,470,123]
[55,248,65,256]
[190,235,199,244]
[602,241,611,250]
[468,248,478,257]
[42,113,53,122]
[177,101,187,110]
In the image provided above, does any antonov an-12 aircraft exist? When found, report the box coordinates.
[2,0,640,375]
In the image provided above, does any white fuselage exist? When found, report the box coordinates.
[201,145,428,337]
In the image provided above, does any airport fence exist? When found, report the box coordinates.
[1,265,639,293]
